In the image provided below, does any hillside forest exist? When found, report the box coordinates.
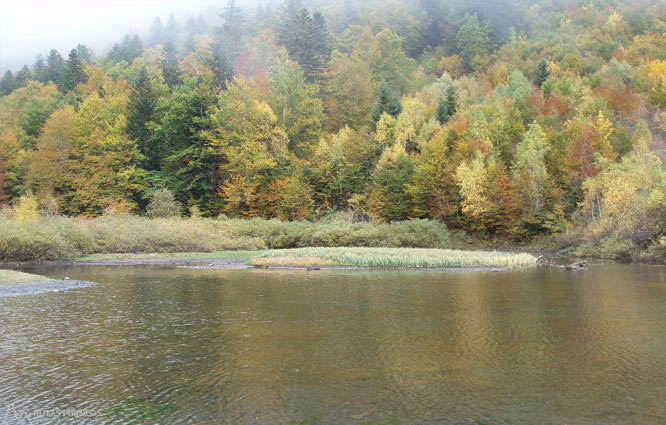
[2,0,666,258]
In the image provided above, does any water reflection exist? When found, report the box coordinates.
[0,264,665,424]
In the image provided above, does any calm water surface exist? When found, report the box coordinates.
[1,263,666,424]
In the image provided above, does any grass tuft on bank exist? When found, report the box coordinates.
[0,269,53,286]
[252,247,537,268]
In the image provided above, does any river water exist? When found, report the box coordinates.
[1,263,665,424]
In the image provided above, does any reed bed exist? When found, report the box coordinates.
[254,247,537,268]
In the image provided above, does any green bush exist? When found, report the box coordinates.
[0,221,78,261]
[0,216,450,261]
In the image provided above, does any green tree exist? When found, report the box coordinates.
[0,71,16,96]
[127,67,157,170]
[146,187,182,217]
[514,123,550,211]
[160,42,181,88]
[534,59,550,89]
[455,13,493,71]
[32,54,48,83]
[60,49,87,93]
[149,17,165,47]
[277,0,331,83]
[151,77,218,213]
[219,0,244,63]
[269,55,323,154]
[371,83,402,130]
[45,49,64,85]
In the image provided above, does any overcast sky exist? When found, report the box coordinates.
[0,0,224,72]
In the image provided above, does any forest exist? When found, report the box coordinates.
[1,0,666,260]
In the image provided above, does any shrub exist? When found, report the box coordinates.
[146,188,181,218]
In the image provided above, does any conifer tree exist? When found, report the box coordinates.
[436,97,449,124]
[206,42,233,89]
[371,83,402,129]
[0,71,16,96]
[127,67,157,170]
[32,54,48,83]
[534,58,550,89]
[15,66,30,88]
[76,44,95,64]
[45,49,64,85]
[444,85,457,118]
[219,0,244,63]
[149,17,165,47]
[160,42,181,88]
[60,49,86,93]
[165,14,180,44]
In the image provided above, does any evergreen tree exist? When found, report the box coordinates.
[45,49,64,85]
[277,0,331,83]
[0,71,16,96]
[185,16,201,34]
[444,85,457,118]
[128,35,144,62]
[127,67,157,170]
[206,41,233,89]
[534,58,550,89]
[60,49,86,92]
[149,17,165,47]
[219,0,244,63]
[32,55,47,83]
[165,14,179,44]
[371,83,402,129]
[456,13,493,71]
[160,42,181,88]
[76,44,95,64]
[436,97,449,124]
[15,66,30,88]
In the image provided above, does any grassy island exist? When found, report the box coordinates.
[0,269,53,286]
[252,247,536,269]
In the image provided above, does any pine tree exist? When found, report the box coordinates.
[0,71,16,96]
[277,0,330,83]
[128,35,144,62]
[127,67,157,170]
[60,49,86,93]
[165,14,179,44]
[206,41,233,89]
[45,49,64,85]
[15,66,30,88]
[534,58,550,89]
[444,85,457,118]
[76,44,94,64]
[32,54,48,83]
[219,0,244,63]
[160,42,181,88]
[149,17,165,47]
[371,83,402,129]
[436,97,449,124]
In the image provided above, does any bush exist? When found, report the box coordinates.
[146,188,181,218]
[0,215,450,261]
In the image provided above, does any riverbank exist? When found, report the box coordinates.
[0,270,96,297]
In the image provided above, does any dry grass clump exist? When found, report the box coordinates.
[257,247,536,268]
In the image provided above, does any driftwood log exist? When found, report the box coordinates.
[559,260,587,270]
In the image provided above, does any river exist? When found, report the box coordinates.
[1,263,665,424]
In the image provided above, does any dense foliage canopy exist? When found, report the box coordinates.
[2,0,666,256]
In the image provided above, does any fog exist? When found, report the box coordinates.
[0,0,263,72]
